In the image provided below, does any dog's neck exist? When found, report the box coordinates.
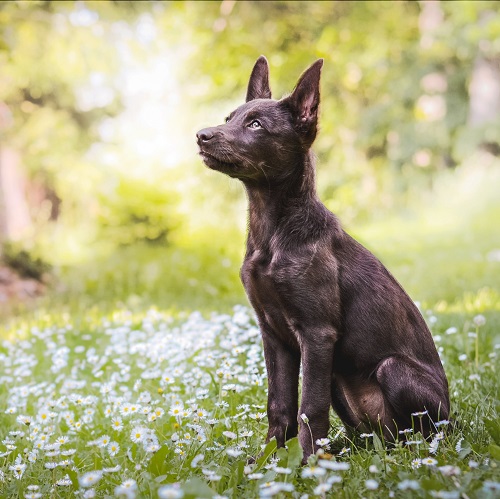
[244,151,325,248]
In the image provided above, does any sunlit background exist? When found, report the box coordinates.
[1,0,499,317]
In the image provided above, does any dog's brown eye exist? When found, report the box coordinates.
[249,120,262,129]
[225,116,230,123]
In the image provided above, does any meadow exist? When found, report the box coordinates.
[0,159,499,499]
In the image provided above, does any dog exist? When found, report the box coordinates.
[196,56,450,461]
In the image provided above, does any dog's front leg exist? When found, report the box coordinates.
[261,331,301,448]
[298,333,335,462]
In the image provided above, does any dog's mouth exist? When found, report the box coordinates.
[198,150,236,171]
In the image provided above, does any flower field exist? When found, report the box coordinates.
[0,302,499,498]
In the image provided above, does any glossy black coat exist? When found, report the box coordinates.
[197,56,450,461]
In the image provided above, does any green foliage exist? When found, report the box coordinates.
[97,176,181,246]
[2,0,500,257]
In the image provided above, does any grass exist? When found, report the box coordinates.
[0,158,499,498]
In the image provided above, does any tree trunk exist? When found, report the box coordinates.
[0,146,32,245]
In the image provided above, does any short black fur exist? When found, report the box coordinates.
[197,56,450,461]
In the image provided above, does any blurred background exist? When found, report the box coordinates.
[1,0,499,318]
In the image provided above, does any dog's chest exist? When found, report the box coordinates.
[240,245,337,342]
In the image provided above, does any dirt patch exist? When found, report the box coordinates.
[0,265,46,312]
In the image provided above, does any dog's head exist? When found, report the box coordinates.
[197,56,323,183]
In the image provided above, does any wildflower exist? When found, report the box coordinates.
[483,481,500,491]
[405,440,423,446]
[365,479,378,490]
[16,415,32,426]
[429,437,440,454]
[421,456,438,466]
[154,407,165,417]
[313,483,332,495]
[438,465,461,476]
[473,315,486,326]
[146,442,160,453]
[398,480,420,490]
[78,470,103,488]
[111,417,123,431]
[430,491,460,499]
[434,420,450,427]
[369,465,379,473]
[455,438,464,453]
[411,410,428,417]
[315,438,330,448]
[120,404,132,417]
[411,458,422,469]
[169,406,184,417]
[399,428,413,435]
[247,473,264,480]
[202,469,222,481]
[103,465,121,473]
[130,426,147,443]
[108,441,120,456]
[302,466,326,478]
[318,460,350,471]
[273,466,292,474]
[9,455,26,479]
[115,479,137,498]
[260,482,294,496]
[222,431,237,439]
[249,412,266,421]
[300,413,309,423]
[56,476,72,486]
[360,433,374,438]
[226,448,244,458]
[190,454,204,468]
[158,484,184,499]
[98,434,111,447]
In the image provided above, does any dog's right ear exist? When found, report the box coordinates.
[246,56,272,102]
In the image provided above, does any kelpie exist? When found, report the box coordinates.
[196,56,450,461]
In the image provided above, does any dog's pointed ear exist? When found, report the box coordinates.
[285,59,323,145]
[246,56,272,102]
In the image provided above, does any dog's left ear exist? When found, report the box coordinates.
[285,59,323,146]
[246,56,272,102]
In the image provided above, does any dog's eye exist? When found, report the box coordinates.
[248,120,262,129]
[225,116,230,123]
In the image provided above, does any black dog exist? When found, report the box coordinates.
[197,56,449,461]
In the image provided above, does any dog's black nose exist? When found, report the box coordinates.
[196,128,214,144]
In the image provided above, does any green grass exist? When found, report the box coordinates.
[0,161,499,497]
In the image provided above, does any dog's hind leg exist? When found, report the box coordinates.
[375,355,450,437]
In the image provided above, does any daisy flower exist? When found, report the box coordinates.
[108,441,120,456]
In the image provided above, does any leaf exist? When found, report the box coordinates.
[227,460,244,492]
[276,447,288,464]
[66,468,79,489]
[372,433,384,452]
[182,477,215,498]
[484,418,500,444]
[489,444,500,460]
[254,438,277,472]
[458,441,472,460]
[148,445,170,476]
[286,437,303,470]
